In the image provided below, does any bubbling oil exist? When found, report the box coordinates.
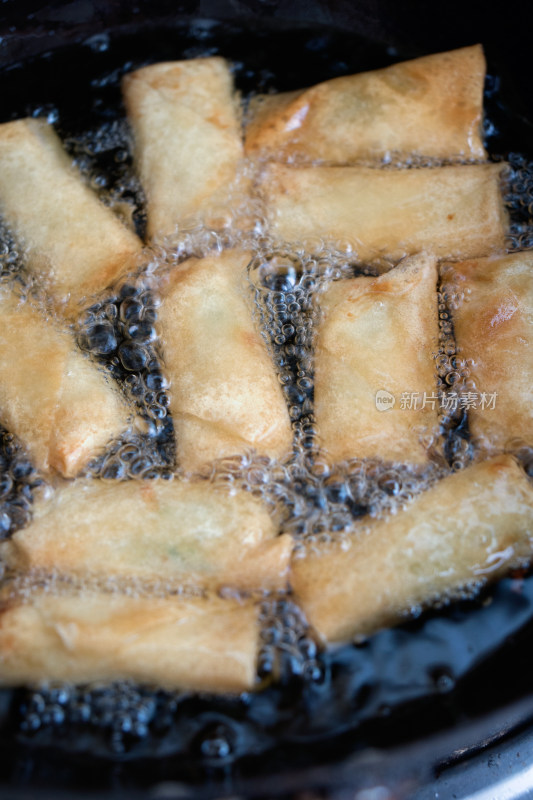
[504,154,533,251]
[0,114,531,612]
[0,34,532,778]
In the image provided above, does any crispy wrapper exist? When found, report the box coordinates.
[0,589,259,692]
[1,478,292,593]
[157,249,293,473]
[292,455,533,642]
[314,253,440,464]
[0,291,130,477]
[0,118,142,316]
[246,46,486,165]
[122,57,246,240]
[448,251,533,452]
[259,163,507,266]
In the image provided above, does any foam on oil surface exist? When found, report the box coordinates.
[0,119,531,586]
[0,37,532,774]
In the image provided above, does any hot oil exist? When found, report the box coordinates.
[505,155,533,252]
[0,22,532,790]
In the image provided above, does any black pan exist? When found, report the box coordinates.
[0,2,533,798]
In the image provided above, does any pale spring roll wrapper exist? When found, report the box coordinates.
[448,251,533,452]
[0,589,259,692]
[0,118,142,316]
[259,163,507,266]
[157,249,293,473]
[0,291,130,477]
[246,45,486,164]
[314,253,440,464]
[292,455,533,643]
[122,57,246,241]
[1,478,293,593]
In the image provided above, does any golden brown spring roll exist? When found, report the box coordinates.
[292,454,533,643]
[449,251,533,452]
[314,253,440,464]
[260,163,507,266]
[0,291,130,477]
[157,249,293,473]
[122,57,246,240]
[1,478,292,593]
[246,45,486,164]
[0,589,259,692]
[0,118,142,316]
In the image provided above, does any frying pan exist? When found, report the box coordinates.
[0,1,533,797]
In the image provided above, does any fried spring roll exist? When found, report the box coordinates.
[260,163,507,266]
[157,249,293,473]
[0,118,142,316]
[246,45,486,164]
[1,478,292,592]
[0,589,259,692]
[449,251,533,451]
[314,253,440,464]
[292,455,533,642]
[122,57,246,240]
[0,292,130,477]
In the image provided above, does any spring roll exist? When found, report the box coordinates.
[0,291,130,477]
[314,253,440,464]
[449,251,533,452]
[292,455,533,642]
[260,163,507,266]
[157,249,293,473]
[0,118,142,316]
[246,45,486,165]
[122,57,246,240]
[0,589,259,692]
[1,478,292,593]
